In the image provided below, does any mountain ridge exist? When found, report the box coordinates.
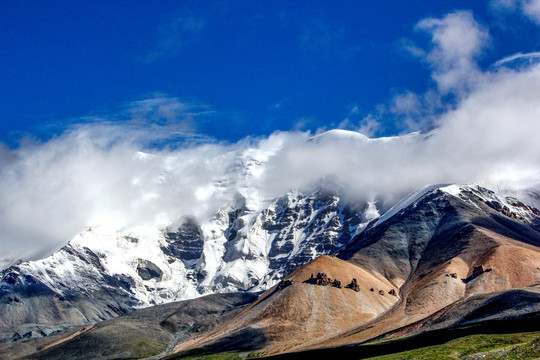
[1,181,539,358]
[163,183,540,356]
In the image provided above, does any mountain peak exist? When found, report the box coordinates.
[309,129,370,143]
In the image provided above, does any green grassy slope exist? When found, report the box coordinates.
[370,332,540,360]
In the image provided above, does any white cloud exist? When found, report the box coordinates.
[355,114,381,137]
[0,131,243,263]
[261,65,540,203]
[415,11,489,94]
[523,0,540,21]
[350,11,490,136]
[493,51,540,67]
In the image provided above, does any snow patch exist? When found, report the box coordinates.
[374,184,449,227]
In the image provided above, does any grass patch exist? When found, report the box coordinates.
[167,349,266,359]
[172,351,245,359]
[260,319,540,359]
[368,331,540,360]
[122,338,166,358]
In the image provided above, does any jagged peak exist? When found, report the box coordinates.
[370,183,540,230]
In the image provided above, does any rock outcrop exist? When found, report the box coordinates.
[347,278,360,292]
[275,279,293,291]
[472,265,485,277]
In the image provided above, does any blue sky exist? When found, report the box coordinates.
[2,1,540,147]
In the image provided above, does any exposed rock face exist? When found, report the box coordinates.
[472,265,485,277]
[161,216,204,268]
[209,189,367,293]
[306,274,346,290]
[315,273,332,286]
[347,278,360,292]
[264,191,363,276]
[275,279,293,291]
[136,260,163,281]
[338,184,540,318]
[308,273,345,288]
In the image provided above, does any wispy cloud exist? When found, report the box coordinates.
[71,95,216,148]
[337,104,382,137]
[141,12,205,63]
[493,51,540,67]
[491,0,540,23]
[356,115,382,137]
[292,117,311,131]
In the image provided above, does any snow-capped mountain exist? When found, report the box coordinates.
[0,188,371,342]
[1,130,539,344]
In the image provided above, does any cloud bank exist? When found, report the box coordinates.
[1,11,540,265]
[262,64,540,201]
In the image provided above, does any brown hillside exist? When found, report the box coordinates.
[317,225,540,349]
[171,255,399,355]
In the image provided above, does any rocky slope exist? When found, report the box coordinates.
[0,292,258,360]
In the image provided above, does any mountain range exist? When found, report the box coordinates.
[1,130,539,359]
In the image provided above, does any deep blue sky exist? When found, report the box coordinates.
[1,1,539,146]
